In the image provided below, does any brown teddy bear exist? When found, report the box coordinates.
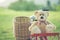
[29,10,56,40]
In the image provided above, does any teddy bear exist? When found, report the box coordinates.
[29,10,56,40]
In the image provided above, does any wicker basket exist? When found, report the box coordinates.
[14,16,31,40]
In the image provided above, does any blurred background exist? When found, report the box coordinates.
[0,0,60,40]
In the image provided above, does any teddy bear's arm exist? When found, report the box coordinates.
[47,20,56,30]
[28,21,37,31]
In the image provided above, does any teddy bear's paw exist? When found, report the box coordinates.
[46,24,55,33]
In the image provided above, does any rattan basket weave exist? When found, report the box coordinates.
[14,16,31,40]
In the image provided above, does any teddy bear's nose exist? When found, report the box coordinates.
[41,16,44,19]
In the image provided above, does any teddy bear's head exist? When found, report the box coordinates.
[34,10,49,21]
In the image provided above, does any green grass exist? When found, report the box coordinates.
[0,8,60,40]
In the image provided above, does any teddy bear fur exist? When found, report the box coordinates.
[29,10,56,40]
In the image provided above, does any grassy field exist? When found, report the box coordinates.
[0,8,60,40]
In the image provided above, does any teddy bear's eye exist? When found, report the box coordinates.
[40,14,44,16]
[40,14,41,16]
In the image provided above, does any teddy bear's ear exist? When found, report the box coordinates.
[34,10,38,15]
[46,11,49,16]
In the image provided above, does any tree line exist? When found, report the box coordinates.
[8,0,60,11]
